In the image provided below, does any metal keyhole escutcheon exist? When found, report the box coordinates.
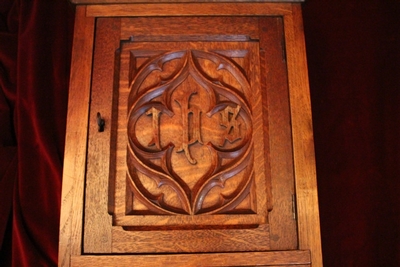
[97,112,105,132]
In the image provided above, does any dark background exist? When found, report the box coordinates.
[0,0,399,266]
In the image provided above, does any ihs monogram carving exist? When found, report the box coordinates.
[127,49,254,215]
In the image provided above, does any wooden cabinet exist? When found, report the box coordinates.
[59,1,322,266]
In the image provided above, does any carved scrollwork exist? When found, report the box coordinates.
[127,49,254,215]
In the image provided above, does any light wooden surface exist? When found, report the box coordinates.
[120,17,260,40]
[58,6,95,267]
[110,225,271,253]
[284,4,323,267]
[86,3,292,17]
[82,15,120,253]
[71,250,310,267]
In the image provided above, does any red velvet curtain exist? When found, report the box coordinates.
[303,1,400,266]
[0,0,74,266]
[0,0,398,266]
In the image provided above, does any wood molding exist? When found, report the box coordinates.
[71,250,311,267]
[284,4,323,267]
[58,6,95,267]
[86,3,292,17]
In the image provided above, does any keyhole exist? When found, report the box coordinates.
[97,112,105,132]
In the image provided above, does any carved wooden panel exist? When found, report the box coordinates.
[82,16,298,256]
[111,41,269,228]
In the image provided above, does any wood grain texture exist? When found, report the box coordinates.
[259,16,298,250]
[124,46,257,217]
[86,3,292,17]
[83,18,122,253]
[80,19,274,254]
[283,4,323,266]
[120,17,260,40]
[111,224,270,253]
[71,250,310,267]
[58,6,95,267]
[106,39,271,253]
[115,41,266,223]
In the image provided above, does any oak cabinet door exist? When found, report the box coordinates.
[83,16,297,255]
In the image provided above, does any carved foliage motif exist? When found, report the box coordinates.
[127,49,255,215]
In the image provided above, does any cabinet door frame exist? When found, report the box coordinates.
[59,3,322,267]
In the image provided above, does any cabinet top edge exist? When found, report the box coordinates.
[71,0,304,4]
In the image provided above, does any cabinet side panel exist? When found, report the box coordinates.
[284,4,323,266]
[58,6,95,267]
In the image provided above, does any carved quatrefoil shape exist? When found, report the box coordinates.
[127,49,255,215]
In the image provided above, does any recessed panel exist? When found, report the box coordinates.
[111,41,269,228]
